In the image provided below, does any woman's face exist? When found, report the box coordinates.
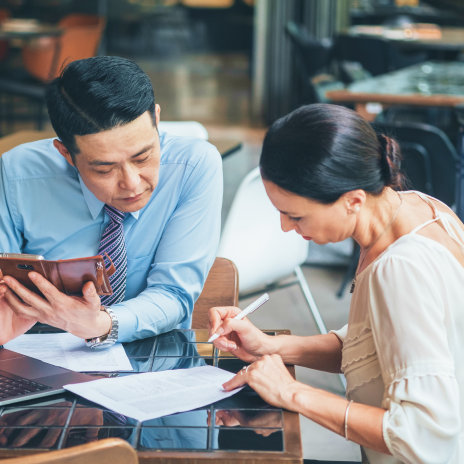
[263,179,361,245]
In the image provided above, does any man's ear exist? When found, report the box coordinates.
[53,139,74,167]
[154,104,161,126]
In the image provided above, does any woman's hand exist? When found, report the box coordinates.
[208,306,274,363]
[222,354,307,411]
[0,289,37,345]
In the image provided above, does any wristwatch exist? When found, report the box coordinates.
[85,306,118,349]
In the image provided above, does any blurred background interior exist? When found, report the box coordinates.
[0,0,464,460]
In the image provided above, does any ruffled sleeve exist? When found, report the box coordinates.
[369,254,461,463]
[382,375,461,463]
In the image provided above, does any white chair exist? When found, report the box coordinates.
[158,121,209,140]
[218,167,346,389]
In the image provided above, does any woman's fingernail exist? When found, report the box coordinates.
[217,327,224,334]
[29,273,36,281]
[228,342,237,350]
[3,277,10,285]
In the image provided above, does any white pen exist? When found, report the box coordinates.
[208,293,270,343]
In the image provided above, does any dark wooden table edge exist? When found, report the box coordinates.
[326,90,464,107]
[220,142,243,160]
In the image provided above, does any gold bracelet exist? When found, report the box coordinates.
[345,400,353,441]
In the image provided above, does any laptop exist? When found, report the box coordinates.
[0,347,97,406]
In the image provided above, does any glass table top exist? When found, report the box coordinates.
[348,61,464,97]
[0,329,285,455]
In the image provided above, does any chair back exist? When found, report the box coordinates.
[333,34,392,76]
[22,14,106,82]
[0,9,10,62]
[399,142,434,196]
[158,121,209,140]
[333,34,426,77]
[373,121,458,206]
[0,438,137,464]
[286,21,332,104]
[218,167,308,294]
[182,0,234,6]
[192,257,238,329]
[286,22,332,79]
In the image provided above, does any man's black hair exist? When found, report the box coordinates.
[45,56,156,160]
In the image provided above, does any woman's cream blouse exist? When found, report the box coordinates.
[333,192,464,463]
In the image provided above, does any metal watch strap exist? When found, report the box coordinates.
[85,305,119,349]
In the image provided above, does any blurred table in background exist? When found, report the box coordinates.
[210,138,242,159]
[348,25,464,53]
[0,130,242,160]
[0,19,61,43]
[327,61,464,119]
[0,329,302,463]
[327,61,464,219]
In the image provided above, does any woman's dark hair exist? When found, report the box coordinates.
[260,104,406,204]
[45,56,156,159]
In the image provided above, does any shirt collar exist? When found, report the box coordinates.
[78,175,140,221]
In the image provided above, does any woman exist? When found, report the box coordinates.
[209,104,463,463]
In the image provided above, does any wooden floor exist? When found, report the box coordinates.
[138,54,257,126]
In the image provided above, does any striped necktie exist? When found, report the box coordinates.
[98,205,127,306]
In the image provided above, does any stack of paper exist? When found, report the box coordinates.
[65,365,243,421]
[5,333,132,372]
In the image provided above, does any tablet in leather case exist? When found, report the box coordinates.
[0,254,115,297]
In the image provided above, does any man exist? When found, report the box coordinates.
[0,56,222,346]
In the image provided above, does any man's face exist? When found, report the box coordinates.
[54,109,161,213]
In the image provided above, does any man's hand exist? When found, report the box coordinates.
[0,295,37,345]
[0,272,112,340]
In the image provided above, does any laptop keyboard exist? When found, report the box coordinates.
[0,373,51,399]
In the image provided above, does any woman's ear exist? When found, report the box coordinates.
[344,190,366,214]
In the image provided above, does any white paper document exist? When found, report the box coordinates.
[64,365,243,422]
[5,333,133,372]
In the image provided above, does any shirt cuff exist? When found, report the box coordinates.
[329,324,348,343]
[111,304,138,343]
[382,408,395,457]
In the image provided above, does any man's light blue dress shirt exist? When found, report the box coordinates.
[0,131,223,342]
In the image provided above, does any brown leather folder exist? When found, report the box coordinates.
[0,254,115,297]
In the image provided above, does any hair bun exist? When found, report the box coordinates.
[377,133,404,189]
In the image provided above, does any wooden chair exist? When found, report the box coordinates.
[0,14,105,133]
[22,14,106,82]
[192,257,239,329]
[0,438,138,464]
[182,0,234,7]
[0,9,10,63]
